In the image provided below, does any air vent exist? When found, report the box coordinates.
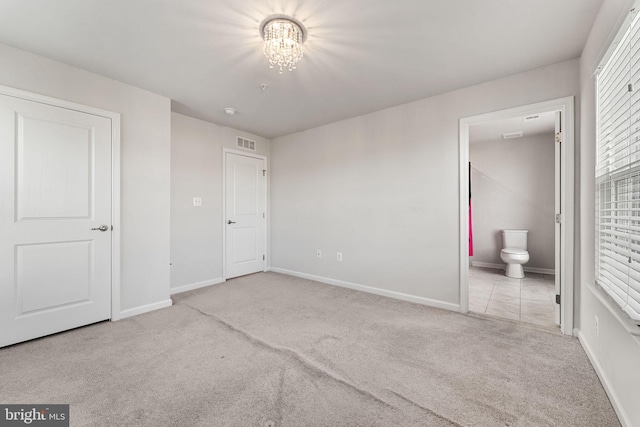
[502,131,523,140]
[236,136,256,151]
[523,115,540,122]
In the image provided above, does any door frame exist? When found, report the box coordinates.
[0,85,122,320]
[222,148,268,279]
[458,96,575,335]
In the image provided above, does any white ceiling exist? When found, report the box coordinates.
[0,0,602,139]
[470,111,556,144]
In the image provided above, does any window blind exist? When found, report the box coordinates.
[596,8,640,325]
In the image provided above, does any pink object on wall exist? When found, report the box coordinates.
[469,162,473,256]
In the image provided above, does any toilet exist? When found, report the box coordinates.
[500,229,529,279]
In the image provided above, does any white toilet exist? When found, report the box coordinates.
[500,229,530,279]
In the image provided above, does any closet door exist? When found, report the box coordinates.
[0,94,113,347]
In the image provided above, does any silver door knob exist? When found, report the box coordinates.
[91,224,109,232]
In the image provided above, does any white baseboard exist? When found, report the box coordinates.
[470,261,555,275]
[170,278,225,295]
[577,330,631,427]
[268,267,460,312]
[117,299,173,320]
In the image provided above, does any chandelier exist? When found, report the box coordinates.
[260,16,307,74]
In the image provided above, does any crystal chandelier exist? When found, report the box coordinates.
[260,16,307,74]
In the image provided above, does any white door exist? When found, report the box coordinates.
[0,94,113,347]
[225,152,266,279]
[554,111,562,325]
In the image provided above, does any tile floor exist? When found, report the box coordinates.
[468,266,558,329]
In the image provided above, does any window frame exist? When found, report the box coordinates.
[595,6,640,326]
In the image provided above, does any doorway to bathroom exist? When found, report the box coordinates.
[458,97,575,335]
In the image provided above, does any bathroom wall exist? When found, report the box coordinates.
[469,132,556,270]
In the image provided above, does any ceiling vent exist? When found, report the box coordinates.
[523,115,540,122]
[502,131,523,140]
[237,136,256,151]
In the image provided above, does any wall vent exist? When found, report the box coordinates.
[236,136,256,151]
[502,131,523,140]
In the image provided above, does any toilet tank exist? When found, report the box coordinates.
[502,229,528,250]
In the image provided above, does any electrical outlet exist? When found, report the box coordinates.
[595,315,600,336]
[337,252,343,262]
[316,249,322,258]
[193,197,202,207]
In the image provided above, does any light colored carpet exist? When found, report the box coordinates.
[0,272,620,426]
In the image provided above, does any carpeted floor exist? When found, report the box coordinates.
[0,272,620,426]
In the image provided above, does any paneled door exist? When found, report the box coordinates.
[225,151,266,279]
[0,94,113,347]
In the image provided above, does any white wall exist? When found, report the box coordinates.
[470,133,555,269]
[270,59,579,307]
[0,43,172,315]
[578,1,640,426]
[170,113,269,293]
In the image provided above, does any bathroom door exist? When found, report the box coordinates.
[554,111,561,325]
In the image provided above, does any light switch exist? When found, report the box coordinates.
[193,197,202,207]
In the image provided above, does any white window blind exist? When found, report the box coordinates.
[596,8,640,325]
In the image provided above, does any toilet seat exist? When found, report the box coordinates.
[500,248,530,279]
[501,247,528,255]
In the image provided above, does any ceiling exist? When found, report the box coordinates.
[470,111,556,144]
[0,0,602,139]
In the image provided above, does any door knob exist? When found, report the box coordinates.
[227,220,236,224]
[91,224,109,232]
